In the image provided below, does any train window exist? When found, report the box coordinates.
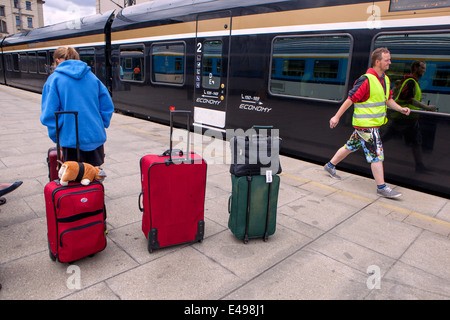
[37,52,48,74]
[270,35,352,101]
[5,54,12,71]
[313,60,340,79]
[119,45,145,82]
[432,65,450,88]
[374,32,450,114]
[151,42,185,85]
[19,53,28,72]
[202,41,222,90]
[48,50,55,72]
[28,52,37,73]
[12,54,19,71]
[78,48,95,74]
[282,59,305,77]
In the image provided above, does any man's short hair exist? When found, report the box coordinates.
[371,47,390,67]
[411,60,425,73]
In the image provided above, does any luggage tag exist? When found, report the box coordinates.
[266,170,272,183]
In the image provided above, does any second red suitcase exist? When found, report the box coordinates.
[139,111,207,253]
[47,147,62,182]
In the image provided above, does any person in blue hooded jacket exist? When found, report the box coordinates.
[40,47,114,166]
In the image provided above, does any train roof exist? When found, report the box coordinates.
[2,10,114,47]
[111,0,376,29]
[112,0,273,27]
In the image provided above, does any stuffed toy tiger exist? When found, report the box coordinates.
[58,161,106,186]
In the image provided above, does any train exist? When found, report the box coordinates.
[1,0,450,198]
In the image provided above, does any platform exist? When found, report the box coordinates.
[0,84,449,302]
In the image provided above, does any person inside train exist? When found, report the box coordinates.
[324,47,411,199]
[133,64,141,81]
[382,60,437,172]
[40,46,114,167]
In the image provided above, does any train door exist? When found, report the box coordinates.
[193,12,231,131]
[0,37,4,85]
[0,52,4,85]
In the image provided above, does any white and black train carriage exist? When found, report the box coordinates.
[1,0,450,198]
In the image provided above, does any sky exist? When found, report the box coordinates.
[43,0,96,26]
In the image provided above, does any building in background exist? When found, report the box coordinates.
[97,0,147,14]
[0,0,45,36]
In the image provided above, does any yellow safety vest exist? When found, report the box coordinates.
[392,77,421,120]
[352,73,390,128]
[395,77,421,110]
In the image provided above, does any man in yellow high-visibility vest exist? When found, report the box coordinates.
[324,47,411,199]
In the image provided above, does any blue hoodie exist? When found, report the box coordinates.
[40,60,114,151]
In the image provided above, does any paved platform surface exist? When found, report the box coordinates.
[1,85,450,301]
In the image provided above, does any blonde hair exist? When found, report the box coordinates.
[54,46,80,63]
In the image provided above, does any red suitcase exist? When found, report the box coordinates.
[139,111,207,253]
[44,111,107,263]
[47,147,62,181]
[44,181,107,262]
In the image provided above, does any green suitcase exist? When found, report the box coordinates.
[228,174,280,243]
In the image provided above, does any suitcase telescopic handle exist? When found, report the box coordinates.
[54,111,80,163]
[252,125,273,130]
[168,110,191,164]
[251,125,274,139]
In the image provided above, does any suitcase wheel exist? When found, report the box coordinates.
[47,237,56,261]
[49,249,56,261]
[147,229,159,253]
